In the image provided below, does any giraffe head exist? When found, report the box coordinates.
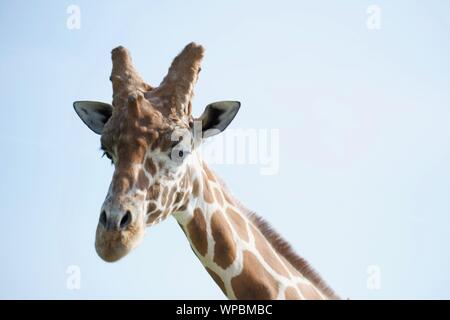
[74,43,240,262]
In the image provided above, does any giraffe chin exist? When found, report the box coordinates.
[94,221,145,262]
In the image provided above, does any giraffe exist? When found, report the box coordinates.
[73,43,339,300]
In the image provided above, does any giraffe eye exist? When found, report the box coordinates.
[170,145,191,162]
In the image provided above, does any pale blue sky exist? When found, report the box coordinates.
[1,0,450,299]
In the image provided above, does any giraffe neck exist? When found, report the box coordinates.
[173,154,336,300]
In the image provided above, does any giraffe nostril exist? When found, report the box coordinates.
[99,210,107,227]
[120,211,132,229]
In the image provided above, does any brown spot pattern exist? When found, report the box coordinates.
[145,157,157,176]
[178,194,189,211]
[226,208,249,242]
[231,251,278,300]
[211,210,236,269]
[298,283,323,300]
[147,212,160,224]
[147,202,157,213]
[192,179,199,198]
[251,225,290,278]
[147,184,161,200]
[174,191,183,205]
[136,170,149,190]
[214,188,224,206]
[203,165,216,182]
[284,287,301,300]
[203,176,214,203]
[281,256,301,278]
[186,208,208,256]
[205,267,226,295]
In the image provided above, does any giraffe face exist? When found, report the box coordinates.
[90,97,196,262]
[73,44,240,262]
[75,98,239,262]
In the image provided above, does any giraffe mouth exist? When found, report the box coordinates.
[95,220,145,262]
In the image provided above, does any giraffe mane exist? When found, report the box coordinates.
[244,212,340,300]
[212,169,340,300]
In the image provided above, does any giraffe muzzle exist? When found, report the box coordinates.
[99,209,133,231]
[95,201,146,262]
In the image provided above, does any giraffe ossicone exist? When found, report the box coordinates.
[73,43,339,300]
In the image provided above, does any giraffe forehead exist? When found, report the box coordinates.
[101,108,190,156]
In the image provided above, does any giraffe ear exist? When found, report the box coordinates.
[196,101,240,138]
[73,101,113,135]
